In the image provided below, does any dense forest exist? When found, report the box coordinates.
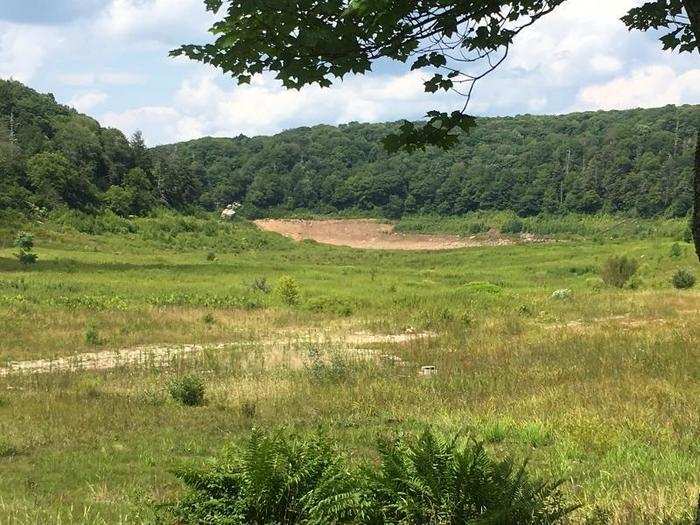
[1,79,698,220]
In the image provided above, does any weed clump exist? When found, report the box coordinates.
[669,242,683,258]
[249,276,271,294]
[275,275,301,306]
[169,375,206,406]
[84,322,101,346]
[0,438,18,458]
[206,251,217,261]
[306,346,350,383]
[672,268,696,289]
[600,255,639,288]
[168,428,577,524]
[502,218,524,234]
[240,400,257,419]
[13,232,38,266]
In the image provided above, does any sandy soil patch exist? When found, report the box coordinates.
[0,331,434,376]
[254,219,537,250]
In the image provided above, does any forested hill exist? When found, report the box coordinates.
[154,105,698,219]
[0,79,154,215]
[1,78,698,219]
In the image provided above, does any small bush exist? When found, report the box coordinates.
[669,242,683,258]
[13,232,38,266]
[84,323,101,346]
[275,275,301,306]
[600,255,639,288]
[169,375,206,406]
[202,312,216,325]
[206,251,217,261]
[13,232,34,251]
[502,218,524,234]
[249,277,271,294]
[672,268,696,290]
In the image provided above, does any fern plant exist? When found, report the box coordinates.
[367,429,576,524]
[168,428,578,524]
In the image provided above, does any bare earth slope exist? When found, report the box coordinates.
[254,219,529,250]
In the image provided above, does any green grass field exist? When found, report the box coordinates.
[0,212,698,523]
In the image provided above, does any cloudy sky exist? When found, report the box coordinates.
[1,0,698,146]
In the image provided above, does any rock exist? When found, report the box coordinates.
[420,365,437,376]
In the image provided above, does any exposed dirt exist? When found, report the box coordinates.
[0,331,434,376]
[254,219,534,250]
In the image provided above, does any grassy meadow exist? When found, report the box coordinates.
[0,211,699,524]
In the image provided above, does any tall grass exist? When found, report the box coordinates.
[395,212,687,240]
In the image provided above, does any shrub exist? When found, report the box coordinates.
[13,232,38,266]
[501,218,524,234]
[168,428,577,524]
[169,375,206,406]
[672,268,696,290]
[600,255,639,288]
[84,323,101,346]
[669,242,683,258]
[275,275,301,306]
[13,232,33,251]
[249,276,271,294]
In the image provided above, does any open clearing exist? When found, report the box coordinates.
[0,214,699,523]
[254,218,536,250]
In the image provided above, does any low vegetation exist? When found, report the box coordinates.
[672,268,696,289]
[169,428,577,524]
[600,255,640,288]
[0,214,698,523]
[169,374,206,407]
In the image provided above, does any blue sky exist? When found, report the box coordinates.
[1,0,698,145]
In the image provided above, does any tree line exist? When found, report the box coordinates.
[1,79,697,221]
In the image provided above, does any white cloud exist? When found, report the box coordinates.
[59,71,147,86]
[101,106,202,144]
[98,70,462,144]
[589,55,623,73]
[575,66,700,110]
[68,91,109,112]
[0,24,57,82]
[96,0,215,44]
